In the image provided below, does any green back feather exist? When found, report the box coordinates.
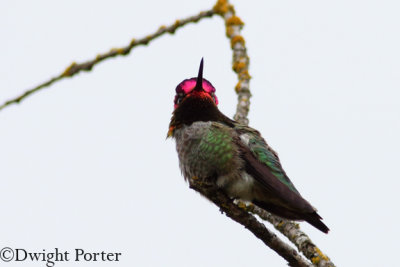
[235,125,300,194]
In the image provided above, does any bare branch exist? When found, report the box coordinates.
[0,9,215,112]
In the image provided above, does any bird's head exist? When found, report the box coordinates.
[173,58,218,110]
[168,59,233,138]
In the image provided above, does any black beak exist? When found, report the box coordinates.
[194,58,204,91]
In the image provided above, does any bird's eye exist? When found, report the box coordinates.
[175,93,184,105]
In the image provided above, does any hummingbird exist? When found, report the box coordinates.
[167,59,329,233]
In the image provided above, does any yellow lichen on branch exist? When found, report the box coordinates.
[213,0,233,15]
[232,61,246,73]
[230,35,245,48]
[311,247,331,265]
[62,62,77,77]
[238,69,251,80]
[234,81,241,93]
[226,16,244,27]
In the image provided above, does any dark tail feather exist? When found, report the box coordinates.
[305,212,330,234]
[253,200,330,233]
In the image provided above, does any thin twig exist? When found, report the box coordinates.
[0,9,215,111]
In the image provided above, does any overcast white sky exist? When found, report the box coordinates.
[1,0,400,266]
